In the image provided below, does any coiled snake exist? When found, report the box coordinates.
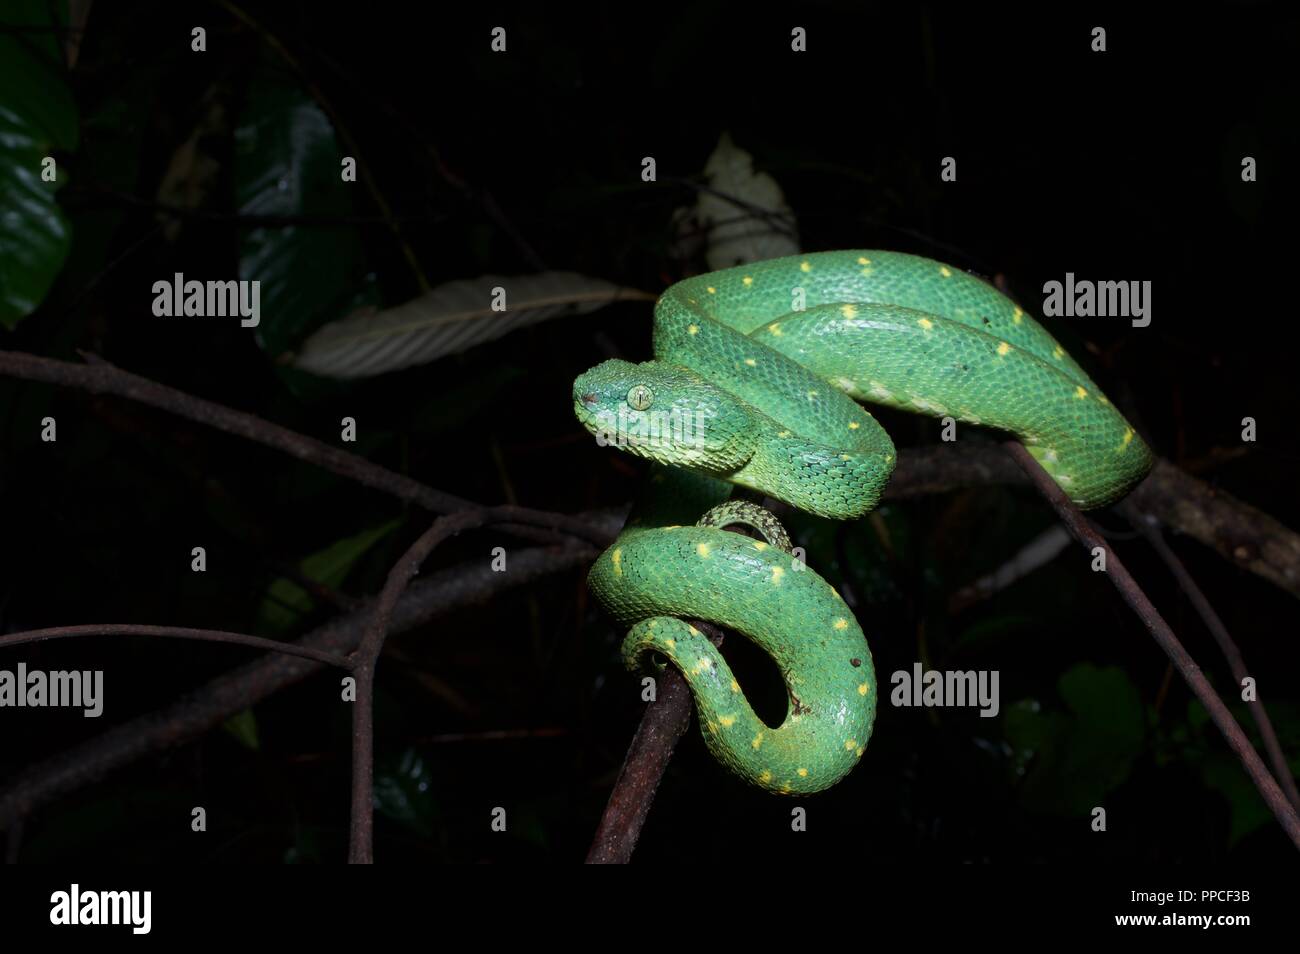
[573,250,1152,794]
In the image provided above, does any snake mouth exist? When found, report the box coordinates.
[573,396,602,432]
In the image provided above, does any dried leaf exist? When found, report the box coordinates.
[294,272,653,379]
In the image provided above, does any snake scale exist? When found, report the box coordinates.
[572,250,1153,794]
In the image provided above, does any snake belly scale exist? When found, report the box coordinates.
[574,250,1153,795]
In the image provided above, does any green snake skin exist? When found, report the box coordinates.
[574,250,1153,794]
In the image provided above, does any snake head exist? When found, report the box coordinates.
[573,359,756,473]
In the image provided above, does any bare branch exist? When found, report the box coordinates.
[1122,505,1300,810]
[586,621,725,864]
[0,349,614,549]
[0,543,597,834]
[0,624,351,668]
[1004,441,1300,851]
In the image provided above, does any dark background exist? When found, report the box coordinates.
[0,0,1297,863]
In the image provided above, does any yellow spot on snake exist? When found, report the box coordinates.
[777,430,792,438]
[840,304,858,319]
[1122,428,1134,448]
[706,286,716,294]
[848,421,860,430]
[707,720,717,733]
[861,266,874,276]
[752,541,768,551]
[858,683,870,696]
[744,358,757,366]
[845,739,857,751]
[1075,386,1088,399]
[665,639,675,650]
[857,256,871,265]
[807,391,819,400]
[797,768,809,778]
[856,747,865,758]
[917,317,934,330]
[759,769,773,783]
[611,549,622,576]
[752,733,764,750]
[687,324,699,335]
[731,679,740,693]
[1013,307,1023,324]
[771,566,785,585]
[833,618,849,630]
[692,657,712,674]
[696,543,711,558]
[665,525,682,530]
[939,266,952,278]
[769,323,783,336]
[1053,345,1065,359]
[1098,394,1111,406]
[800,261,812,273]
[997,341,1012,356]
[742,276,753,286]
[719,715,735,727]
[688,625,701,636]
[841,454,851,461]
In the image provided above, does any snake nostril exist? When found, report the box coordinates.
[581,393,597,405]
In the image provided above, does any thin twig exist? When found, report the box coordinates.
[348,507,565,863]
[1004,441,1300,851]
[0,542,598,833]
[0,624,351,668]
[1122,504,1300,810]
[0,350,613,549]
[65,185,446,228]
[214,0,431,290]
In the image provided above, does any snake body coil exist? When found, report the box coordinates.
[574,250,1153,794]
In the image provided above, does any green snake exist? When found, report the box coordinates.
[573,250,1153,794]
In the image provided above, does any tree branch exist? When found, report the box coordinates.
[1003,441,1300,851]
[349,508,495,863]
[0,542,597,835]
[585,621,724,864]
[0,349,614,549]
[1122,504,1300,810]
[886,445,1300,602]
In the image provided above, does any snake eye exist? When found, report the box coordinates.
[626,384,654,411]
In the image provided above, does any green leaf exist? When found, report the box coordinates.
[0,1,78,328]
[1005,664,1145,815]
[233,74,378,356]
[373,748,437,836]
[256,518,402,635]
[223,707,261,751]
[1200,753,1274,846]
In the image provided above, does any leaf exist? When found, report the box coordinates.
[1187,700,1300,846]
[234,73,378,355]
[223,708,260,751]
[696,132,799,269]
[373,748,437,836]
[1004,664,1145,815]
[293,272,653,379]
[0,0,78,328]
[256,519,402,635]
